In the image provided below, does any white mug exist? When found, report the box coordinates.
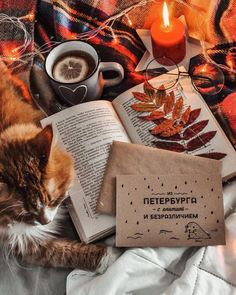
[45,40,124,105]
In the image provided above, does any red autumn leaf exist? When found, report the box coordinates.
[164,91,175,114]
[183,120,209,140]
[155,133,182,141]
[158,84,166,91]
[151,119,174,135]
[154,90,166,108]
[139,110,165,121]
[153,141,186,152]
[151,109,165,117]
[154,85,166,106]
[160,123,184,137]
[181,106,191,125]
[186,131,217,151]
[196,152,227,160]
[131,103,156,112]
[187,108,201,125]
[132,92,150,102]
[172,97,183,120]
[144,81,155,98]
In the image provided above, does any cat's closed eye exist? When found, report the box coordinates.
[24,171,39,184]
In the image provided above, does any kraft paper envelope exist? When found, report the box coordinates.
[97,141,222,216]
[116,174,225,247]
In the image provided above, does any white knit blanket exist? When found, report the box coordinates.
[67,181,236,295]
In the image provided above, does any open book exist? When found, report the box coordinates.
[41,66,236,243]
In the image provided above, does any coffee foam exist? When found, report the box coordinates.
[52,56,90,83]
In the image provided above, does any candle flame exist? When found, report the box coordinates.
[163,1,170,28]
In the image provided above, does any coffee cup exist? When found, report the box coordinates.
[45,40,124,105]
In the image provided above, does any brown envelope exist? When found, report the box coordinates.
[96,141,222,216]
[116,174,225,247]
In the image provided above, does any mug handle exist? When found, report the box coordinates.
[99,62,124,88]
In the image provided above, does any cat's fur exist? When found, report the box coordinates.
[0,62,119,273]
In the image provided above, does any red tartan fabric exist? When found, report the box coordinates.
[35,0,149,97]
[1,0,236,73]
[0,0,36,68]
[1,0,236,100]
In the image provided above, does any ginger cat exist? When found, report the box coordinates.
[0,62,119,273]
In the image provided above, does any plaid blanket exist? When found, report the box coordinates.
[2,0,236,72]
[190,43,236,149]
[1,0,236,147]
[35,0,149,98]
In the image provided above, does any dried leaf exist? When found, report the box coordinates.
[151,109,165,117]
[154,90,166,108]
[153,141,186,152]
[187,108,201,125]
[158,84,165,91]
[160,123,184,137]
[131,103,156,112]
[197,152,227,160]
[164,91,175,114]
[139,110,165,121]
[181,106,191,125]
[155,133,182,141]
[144,81,155,98]
[132,92,150,102]
[183,120,209,140]
[172,96,183,120]
[154,85,166,106]
[151,119,174,135]
[187,131,217,151]
[152,118,166,126]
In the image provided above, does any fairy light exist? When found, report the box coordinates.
[125,14,133,26]
[110,27,118,43]
[70,33,78,40]
[19,12,34,21]
[9,56,17,61]
[0,0,231,74]
[0,1,168,69]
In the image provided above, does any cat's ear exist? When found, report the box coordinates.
[31,125,53,167]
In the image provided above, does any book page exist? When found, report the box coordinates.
[41,100,130,241]
[112,67,236,181]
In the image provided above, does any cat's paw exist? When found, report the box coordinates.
[96,246,122,274]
